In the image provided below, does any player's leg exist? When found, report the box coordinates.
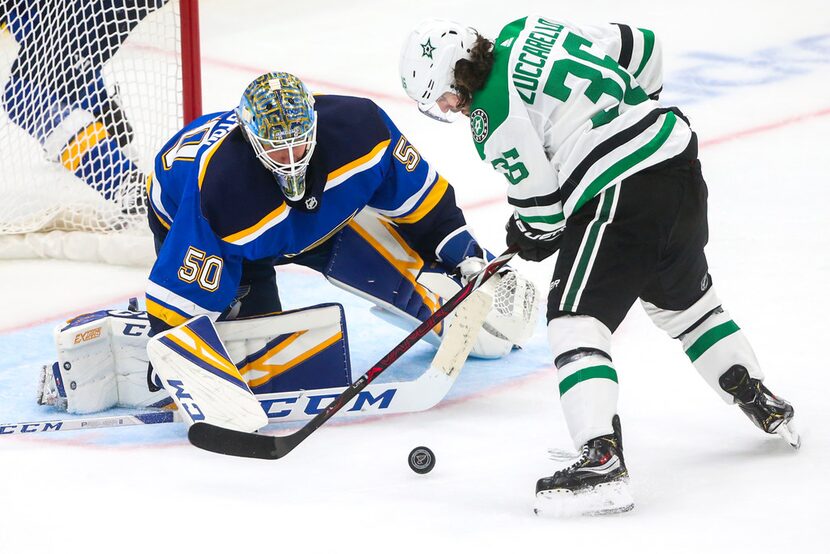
[41,302,352,413]
[639,156,797,445]
[3,63,144,213]
[537,182,667,516]
[147,315,268,432]
[218,260,282,321]
[321,209,531,358]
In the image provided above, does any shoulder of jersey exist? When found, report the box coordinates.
[197,123,286,243]
[312,94,392,175]
[195,97,393,243]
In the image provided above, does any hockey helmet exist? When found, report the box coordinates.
[399,19,478,123]
[236,72,317,201]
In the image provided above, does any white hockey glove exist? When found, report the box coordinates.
[455,256,489,285]
[462,257,541,347]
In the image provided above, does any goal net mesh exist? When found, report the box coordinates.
[0,0,188,265]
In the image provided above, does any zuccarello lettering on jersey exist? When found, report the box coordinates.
[512,18,564,104]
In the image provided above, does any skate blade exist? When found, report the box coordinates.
[776,422,801,450]
[534,480,634,517]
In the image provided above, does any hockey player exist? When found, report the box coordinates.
[399,18,798,515]
[0,0,164,213]
[144,71,531,395]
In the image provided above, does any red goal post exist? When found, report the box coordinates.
[0,0,202,265]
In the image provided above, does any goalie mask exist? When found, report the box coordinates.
[399,19,478,123]
[236,72,317,201]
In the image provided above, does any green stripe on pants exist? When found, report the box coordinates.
[562,186,617,312]
[685,321,740,362]
[559,365,619,395]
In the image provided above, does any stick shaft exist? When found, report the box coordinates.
[269,247,518,456]
[0,411,177,435]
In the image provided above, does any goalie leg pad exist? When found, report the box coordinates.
[325,209,444,340]
[641,287,764,404]
[43,309,169,414]
[44,304,352,413]
[218,303,352,394]
[147,316,268,432]
[325,209,524,359]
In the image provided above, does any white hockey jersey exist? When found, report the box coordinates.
[470,16,693,233]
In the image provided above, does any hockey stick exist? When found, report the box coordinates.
[0,410,179,435]
[0,356,470,436]
[187,246,518,460]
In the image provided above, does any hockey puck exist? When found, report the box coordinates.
[408,446,436,474]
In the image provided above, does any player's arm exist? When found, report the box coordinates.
[482,115,565,232]
[567,21,663,100]
[145,215,242,336]
[367,108,488,272]
[480,115,566,261]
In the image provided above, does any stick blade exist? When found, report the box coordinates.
[188,422,287,459]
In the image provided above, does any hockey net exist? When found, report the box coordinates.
[0,0,200,265]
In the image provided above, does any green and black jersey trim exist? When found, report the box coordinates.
[508,189,562,208]
[612,23,634,67]
[633,28,656,78]
[560,108,679,214]
[471,17,527,159]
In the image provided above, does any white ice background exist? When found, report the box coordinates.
[1,1,829,552]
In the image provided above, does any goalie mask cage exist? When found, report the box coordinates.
[0,0,201,265]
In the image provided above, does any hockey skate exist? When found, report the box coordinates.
[719,365,800,449]
[534,415,634,517]
[36,362,67,411]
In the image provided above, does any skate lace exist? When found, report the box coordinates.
[562,445,590,472]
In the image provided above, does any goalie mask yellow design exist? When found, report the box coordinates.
[236,72,317,201]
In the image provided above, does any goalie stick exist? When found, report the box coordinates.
[187,247,518,460]
[0,353,472,436]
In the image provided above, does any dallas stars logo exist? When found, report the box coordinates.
[470,109,489,143]
[420,38,436,59]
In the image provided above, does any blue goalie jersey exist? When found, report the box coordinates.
[145,95,470,330]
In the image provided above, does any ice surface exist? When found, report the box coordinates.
[1,1,828,552]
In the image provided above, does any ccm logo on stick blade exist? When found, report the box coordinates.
[259,388,397,418]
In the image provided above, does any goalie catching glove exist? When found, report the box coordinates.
[505,212,564,262]
[411,255,540,355]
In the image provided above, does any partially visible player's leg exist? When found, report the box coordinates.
[2,68,144,212]
[322,209,531,358]
[148,315,268,432]
[219,260,282,321]
[537,183,661,516]
[639,158,797,446]
[41,302,352,413]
